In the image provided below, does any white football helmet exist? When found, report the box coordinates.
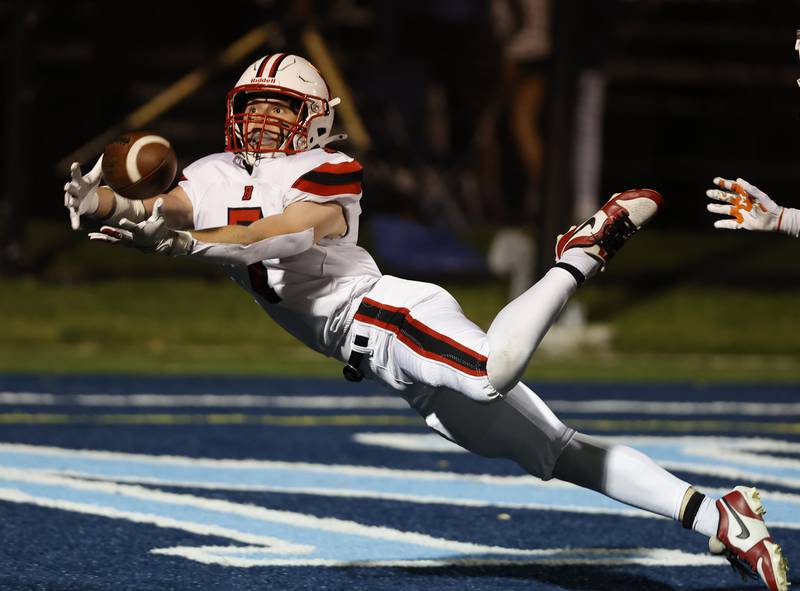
[225,54,342,163]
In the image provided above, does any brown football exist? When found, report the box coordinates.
[102,131,177,199]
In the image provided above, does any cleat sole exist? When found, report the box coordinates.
[740,486,768,517]
[764,540,789,591]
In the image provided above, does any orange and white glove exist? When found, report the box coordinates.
[706,177,800,237]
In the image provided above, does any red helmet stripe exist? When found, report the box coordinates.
[256,54,272,77]
[268,53,287,77]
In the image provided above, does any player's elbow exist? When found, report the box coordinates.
[314,205,347,240]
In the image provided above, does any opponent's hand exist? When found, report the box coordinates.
[63,156,104,230]
[705,177,782,232]
[88,198,193,256]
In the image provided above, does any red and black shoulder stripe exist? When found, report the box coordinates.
[291,160,363,197]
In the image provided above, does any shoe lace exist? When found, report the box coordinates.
[597,212,637,256]
[722,549,759,582]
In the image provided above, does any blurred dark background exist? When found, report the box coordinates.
[1,0,799,278]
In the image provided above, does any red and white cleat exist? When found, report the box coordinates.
[709,486,790,591]
[555,189,664,270]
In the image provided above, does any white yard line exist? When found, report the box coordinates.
[2,392,800,416]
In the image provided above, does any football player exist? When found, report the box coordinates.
[65,54,788,590]
[706,31,800,237]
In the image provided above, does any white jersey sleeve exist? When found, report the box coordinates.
[177,153,237,230]
[281,150,364,245]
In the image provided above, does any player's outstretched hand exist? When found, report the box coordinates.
[88,198,192,256]
[705,177,783,232]
[63,156,104,230]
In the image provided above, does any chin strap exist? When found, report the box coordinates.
[318,97,346,147]
[319,133,348,147]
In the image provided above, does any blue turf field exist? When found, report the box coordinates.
[0,375,797,590]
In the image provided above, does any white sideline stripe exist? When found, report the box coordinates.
[0,442,561,485]
[0,486,310,553]
[4,443,800,528]
[5,440,800,495]
[658,460,800,492]
[151,545,724,568]
[125,135,169,182]
[0,473,725,568]
[5,440,800,491]
[51,471,655,519]
[2,392,800,415]
[355,432,467,452]
[0,471,722,568]
[547,399,800,416]
[602,435,800,450]
[0,468,564,555]
[0,392,407,409]
[350,432,800,497]
[355,432,800,470]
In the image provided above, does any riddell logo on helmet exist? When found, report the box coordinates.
[251,77,276,84]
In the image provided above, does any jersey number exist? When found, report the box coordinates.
[227,207,281,304]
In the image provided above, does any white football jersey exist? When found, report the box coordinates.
[178,149,382,359]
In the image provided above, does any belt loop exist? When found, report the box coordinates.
[343,334,370,382]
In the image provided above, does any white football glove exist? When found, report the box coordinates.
[705,177,783,232]
[63,156,104,230]
[88,198,193,256]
